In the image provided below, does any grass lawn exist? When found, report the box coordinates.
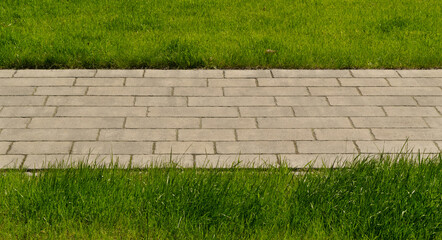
[0,0,440,69]
[0,153,440,239]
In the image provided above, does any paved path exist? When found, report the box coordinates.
[0,69,441,168]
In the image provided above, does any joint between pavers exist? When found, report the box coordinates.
[353,140,361,154]
[368,129,378,140]
[213,142,218,154]
[68,142,75,155]
[132,97,137,106]
[12,70,17,78]
[434,141,441,151]
[234,129,238,141]
[52,107,59,117]
[32,87,37,95]
[122,118,127,128]
[96,129,101,141]
[384,78,393,87]
[222,70,226,79]
[293,141,299,154]
[255,78,259,87]
[349,70,355,78]
[254,118,259,128]
[152,142,156,154]
[43,96,50,105]
[199,118,202,129]
[422,118,432,128]
[306,87,312,96]
[270,70,275,78]
[348,117,357,128]
[380,107,388,116]
[324,96,332,106]
[5,142,13,154]
[395,70,403,78]
[93,70,98,77]
[236,107,241,117]
[84,86,90,95]
[25,118,32,128]
[123,78,127,86]
[73,77,77,86]
[355,87,363,96]
[175,129,179,141]
[311,129,317,140]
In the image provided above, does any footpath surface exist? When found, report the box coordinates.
[0,69,441,169]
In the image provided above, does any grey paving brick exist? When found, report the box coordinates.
[0,142,10,154]
[438,107,442,113]
[208,79,256,87]
[127,78,206,87]
[387,78,442,87]
[338,78,389,86]
[149,107,238,117]
[216,141,296,154]
[0,78,74,86]
[155,142,214,154]
[174,87,223,96]
[372,129,442,140]
[29,117,124,128]
[125,117,199,128]
[293,106,385,116]
[397,70,442,78]
[414,97,442,106]
[350,70,400,78]
[15,70,96,78]
[314,129,373,140]
[424,118,442,128]
[195,154,278,168]
[202,118,256,128]
[356,141,439,153]
[225,87,308,96]
[72,141,153,154]
[328,96,416,106]
[0,155,25,169]
[436,141,442,150]
[297,141,358,153]
[384,107,439,116]
[0,118,29,128]
[225,70,271,78]
[240,107,293,117]
[0,87,35,95]
[258,78,339,86]
[47,96,134,106]
[351,117,428,128]
[135,97,187,106]
[87,87,171,96]
[189,97,275,106]
[0,70,15,78]
[75,78,124,86]
[35,87,87,95]
[179,129,235,141]
[95,69,144,78]
[9,142,72,154]
[237,129,313,140]
[258,117,352,128]
[144,70,223,78]
[0,129,98,141]
[309,87,359,95]
[56,107,146,117]
[0,96,46,106]
[0,107,56,117]
[272,70,351,78]
[276,97,328,106]
[99,129,176,141]
[360,87,442,96]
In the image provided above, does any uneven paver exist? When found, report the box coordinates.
[0,69,440,168]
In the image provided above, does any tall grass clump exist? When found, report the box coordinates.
[0,153,440,239]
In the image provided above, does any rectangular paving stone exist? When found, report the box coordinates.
[127,78,206,87]
[195,154,278,168]
[0,96,45,106]
[360,87,442,95]
[202,118,256,128]
[351,117,427,128]
[131,155,194,168]
[338,78,389,86]
[29,117,124,128]
[240,107,293,117]
[272,70,351,78]
[179,129,235,141]
[144,70,223,78]
[258,117,352,128]
[258,78,339,86]
[99,129,176,141]
[0,129,98,141]
[155,142,214,154]
[0,70,15,78]
[0,155,25,169]
[350,70,400,78]
[174,87,223,96]
[276,97,328,106]
[75,78,124,86]
[384,107,439,116]
[15,70,96,78]
[189,97,275,106]
[424,118,442,128]
[309,87,360,95]
[87,87,171,96]
[372,129,442,140]
[0,142,10,154]
[237,129,313,140]
[149,107,238,117]
[47,96,134,106]
[225,70,271,78]
[414,97,442,106]
[35,87,87,95]
[314,129,373,140]
[387,78,442,87]
[297,141,358,153]
[216,141,296,154]
[225,87,308,96]
[0,87,35,95]
[397,70,442,78]
[56,107,146,117]
[293,106,385,116]
[9,142,72,154]
[208,79,256,87]
[23,155,133,169]
[126,117,199,128]
[0,78,74,86]
[0,107,56,117]
[135,97,187,106]
[356,141,439,153]
[72,141,153,154]
[0,118,30,128]
[95,69,144,78]
[328,96,416,106]
[279,154,358,168]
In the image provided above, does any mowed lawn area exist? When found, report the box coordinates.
[0,0,440,69]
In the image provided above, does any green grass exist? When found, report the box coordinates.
[0,0,440,69]
[0,153,441,239]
